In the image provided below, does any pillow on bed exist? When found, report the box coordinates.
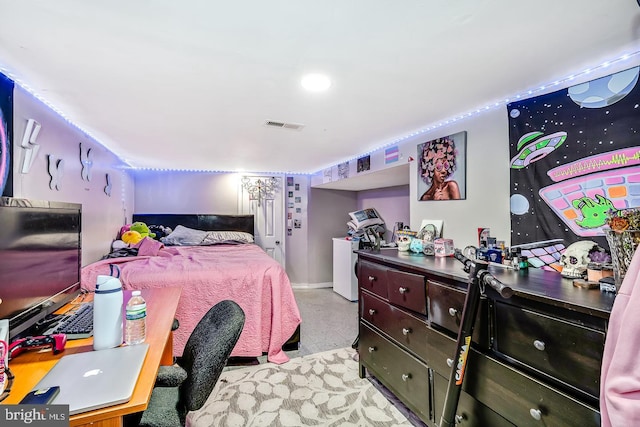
[201,230,254,245]
[161,225,208,246]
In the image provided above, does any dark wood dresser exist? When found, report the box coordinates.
[356,249,615,427]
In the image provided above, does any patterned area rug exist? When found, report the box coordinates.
[186,347,414,426]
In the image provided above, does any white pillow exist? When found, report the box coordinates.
[161,225,208,246]
[201,231,254,245]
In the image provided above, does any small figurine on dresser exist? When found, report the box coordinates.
[434,238,455,257]
[396,229,417,252]
[416,223,437,255]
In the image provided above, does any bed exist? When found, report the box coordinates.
[81,214,301,364]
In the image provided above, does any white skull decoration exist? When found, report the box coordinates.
[397,236,411,251]
[396,229,417,252]
[560,240,600,279]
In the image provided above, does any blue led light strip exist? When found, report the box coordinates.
[3,49,640,175]
[319,50,640,173]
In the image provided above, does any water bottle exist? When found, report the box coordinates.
[125,291,146,345]
[93,274,124,350]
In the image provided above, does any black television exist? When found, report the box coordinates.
[0,197,82,339]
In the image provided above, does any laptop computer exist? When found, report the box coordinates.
[30,343,149,415]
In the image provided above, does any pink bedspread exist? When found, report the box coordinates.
[81,244,301,364]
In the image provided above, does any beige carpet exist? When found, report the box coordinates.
[186,347,414,427]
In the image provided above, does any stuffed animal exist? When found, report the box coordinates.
[112,222,158,250]
[121,230,143,245]
[129,222,156,239]
[119,224,131,239]
[149,225,172,240]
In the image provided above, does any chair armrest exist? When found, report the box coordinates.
[155,365,188,387]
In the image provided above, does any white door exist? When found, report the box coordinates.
[239,175,285,267]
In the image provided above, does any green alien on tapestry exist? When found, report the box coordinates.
[572,194,616,229]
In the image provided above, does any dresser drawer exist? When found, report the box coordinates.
[361,292,429,359]
[428,280,466,333]
[387,269,427,314]
[433,372,515,427]
[358,260,388,299]
[494,301,604,398]
[466,349,600,427]
[359,323,431,423]
[423,326,457,377]
[428,280,489,349]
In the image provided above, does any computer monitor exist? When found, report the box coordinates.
[0,197,82,339]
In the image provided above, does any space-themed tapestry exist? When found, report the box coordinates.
[507,66,640,269]
[0,72,14,197]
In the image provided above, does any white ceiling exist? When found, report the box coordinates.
[1,1,639,175]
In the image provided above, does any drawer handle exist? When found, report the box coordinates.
[401,373,411,381]
[368,275,376,283]
[368,346,376,353]
[533,340,546,351]
[529,408,542,421]
[447,358,454,368]
[368,309,376,315]
[402,327,411,335]
[454,414,465,424]
[448,307,458,316]
[398,287,408,294]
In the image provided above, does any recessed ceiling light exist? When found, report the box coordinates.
[301,73,331,92]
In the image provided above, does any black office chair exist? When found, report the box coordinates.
[136,300,245,427]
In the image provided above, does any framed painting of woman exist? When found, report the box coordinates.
[417,131,467,201]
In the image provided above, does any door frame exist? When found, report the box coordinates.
[237,174,286,268]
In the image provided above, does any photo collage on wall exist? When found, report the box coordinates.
[357,155,370,173]
[286,176,303,235]
[507,66,640,269]
[337,161,349,179]
[0,72,14,197]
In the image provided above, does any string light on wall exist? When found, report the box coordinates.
[0,63,131,169]
[3,50,640,176]
[241,176,279,206]
[318,49,640,173]
[132,167,308,176]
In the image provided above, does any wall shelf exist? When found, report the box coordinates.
[312,164,409,192]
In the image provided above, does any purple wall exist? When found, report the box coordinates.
[357,185,410,243]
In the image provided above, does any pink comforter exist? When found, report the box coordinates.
[81,244,301,364]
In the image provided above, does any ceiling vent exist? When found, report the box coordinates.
[264,120,305,131]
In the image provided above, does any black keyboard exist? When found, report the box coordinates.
[45,303,94,339]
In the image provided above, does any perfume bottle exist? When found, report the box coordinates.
[519,255,529,270]
[511,248,521,270]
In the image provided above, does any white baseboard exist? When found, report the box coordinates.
[291,282,333,290]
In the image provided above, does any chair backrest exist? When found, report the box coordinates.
[178,300,245,414]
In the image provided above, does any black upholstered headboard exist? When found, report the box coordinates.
[132,214,255,236]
